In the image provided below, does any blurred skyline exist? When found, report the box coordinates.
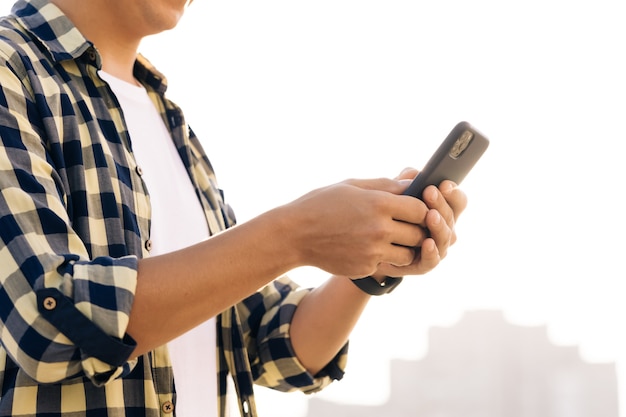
[308,310,619,417]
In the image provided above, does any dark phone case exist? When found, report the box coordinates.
[403,121,490,199]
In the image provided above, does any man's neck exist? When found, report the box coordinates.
[98,45,141,85]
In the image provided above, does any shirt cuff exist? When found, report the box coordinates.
[37,288,137,367]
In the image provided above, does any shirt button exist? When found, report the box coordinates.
[242,399,251,416]
[136,166,144,176]
[42,297,57,310]
[161,401,174,414]
[144,239,152,251]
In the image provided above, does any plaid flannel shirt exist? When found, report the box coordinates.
[0,1,347,416]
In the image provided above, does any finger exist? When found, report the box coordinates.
[344,177,412,196]
[377,238,441,276]
[391,195,430,227]
[425,209,454,257]
[394,167,419,181]
[438,180,468,221]
[381,244,417,268]
[415,238,441,272]
[422,185,455,227]
[389,221,429,248]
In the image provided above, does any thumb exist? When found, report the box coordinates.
[394,167,419,181]
[344,177,412,195]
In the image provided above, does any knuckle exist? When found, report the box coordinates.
[368,193,389,212]
[365,220,390,244]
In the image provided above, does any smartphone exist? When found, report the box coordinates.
[403,121,489,199]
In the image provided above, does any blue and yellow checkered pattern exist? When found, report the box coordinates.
[0,1,346,416]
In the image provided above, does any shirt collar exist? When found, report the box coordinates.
[12,0,93,63]
[134,55,169,95]
[11,0,169,94]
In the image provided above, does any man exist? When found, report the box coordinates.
[0,1,467,416]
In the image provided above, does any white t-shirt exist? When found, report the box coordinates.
[99,71,217,417]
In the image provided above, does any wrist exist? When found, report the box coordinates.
[274,196,326,270]
[255,205,305,271]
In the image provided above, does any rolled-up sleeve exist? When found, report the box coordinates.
[0,152,140,385]
[241,277,348,394]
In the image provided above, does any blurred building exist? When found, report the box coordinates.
[307,310,619,417]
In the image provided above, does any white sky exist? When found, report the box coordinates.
[3,1,625,416]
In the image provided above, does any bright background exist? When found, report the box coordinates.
[3,1,625,416]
